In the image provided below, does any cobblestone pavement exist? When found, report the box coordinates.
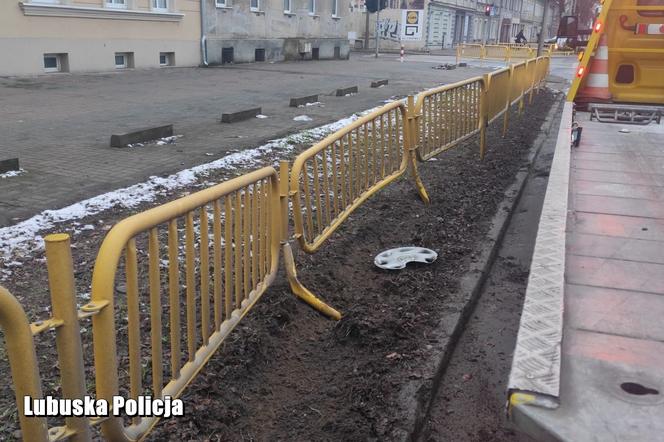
[0,53,490,227]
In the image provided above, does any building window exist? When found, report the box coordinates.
[115,52,133,69]
[43,53,68,73]
[309,0,315,14]
[216,0,227,6]
[250,0,259,11]
[106,0,127,8]
[160,52,174,66]
[284,0,291,12]
[332,0,338,16]
[152,0,168,11]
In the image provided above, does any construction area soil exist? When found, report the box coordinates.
[150,92,556,441]
[0,90,556,441]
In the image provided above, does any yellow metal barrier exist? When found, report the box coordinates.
[484,67,511,124]
[456,44,484,63]
[412,77,486,160]
[0,286,49,442]
[290,100,429,255]
[87,167,302,441]
[484,45,509,61]
[509,46,535,60]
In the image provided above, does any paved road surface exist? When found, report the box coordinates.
[0,54,489,226]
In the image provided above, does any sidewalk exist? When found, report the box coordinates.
[0,53,490,227]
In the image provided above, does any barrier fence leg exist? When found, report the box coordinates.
[45,234,92,442]
[0,287,49,442]
[502,108,510,137]
[406,95,430,204]
[279,161,342,321]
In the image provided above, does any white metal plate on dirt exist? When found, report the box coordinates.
[374,247,437,270]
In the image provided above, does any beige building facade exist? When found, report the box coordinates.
[1,0,201,76]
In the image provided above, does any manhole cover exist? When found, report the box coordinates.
[374,247,437,270]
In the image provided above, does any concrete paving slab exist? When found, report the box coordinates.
[568,232,664,264]
[574,180,664,200]
[573,168,664,186]
[572,212,664,240]
[575,194,664,219]
[566,284,664,342]
[566,254,664,295]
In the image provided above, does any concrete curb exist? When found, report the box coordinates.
[110,125,173,148]
[221,107,262,123]
[396,94,566,442]
[371,79,389,88]
[289,95,319,107]
[0,158,20,174]
[336,86,359,96]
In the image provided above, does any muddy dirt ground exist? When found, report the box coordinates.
[151,92,556,441]
[0,90,556,441]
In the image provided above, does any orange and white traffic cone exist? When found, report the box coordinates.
[576,33,611,104]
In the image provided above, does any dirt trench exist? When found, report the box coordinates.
[145,92,557,441]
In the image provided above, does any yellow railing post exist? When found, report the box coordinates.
[406,95,430,204]
[0,286,49,442]
[503,64,513,137]
[44,233,92,442]
[480,74,489,160]
[280,161,342,320]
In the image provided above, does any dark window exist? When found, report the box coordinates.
[312,47,320,60]
[255,48,266,62]
[615,64,635,84]
[334,46,341,59]
[222,47,234,64]
[44,56,58,70]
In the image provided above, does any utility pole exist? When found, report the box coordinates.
[536,0,550,56]
[375,8,380,57]
[364,8,370,49]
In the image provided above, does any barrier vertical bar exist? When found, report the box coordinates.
[406,95,430,204]
[480,75,489,160]
[44,233,92,442]
[0,286,49,442]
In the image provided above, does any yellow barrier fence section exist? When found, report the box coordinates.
[88,167,283,441]
[484,67,511,124]
[413,77,485,161]
[290,100,429,254]
[456,43,484,63]
[484,45,509,61]
[509,46,535,60]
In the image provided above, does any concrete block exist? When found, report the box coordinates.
[110,125,173,147]
[371,79,389,88]
[221,107,262,123]
[289,95,319,107]
[458,62,468,67]
[0,158,19,174]
[336,86,359,97]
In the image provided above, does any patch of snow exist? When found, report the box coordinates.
[256,114,269,119]
[0,169,25,179]
[294,115,313,122]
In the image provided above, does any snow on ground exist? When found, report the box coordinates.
[256,114,269,119]
[0,169,25,179]
[0,103,389,266]
[293,115,313,122]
